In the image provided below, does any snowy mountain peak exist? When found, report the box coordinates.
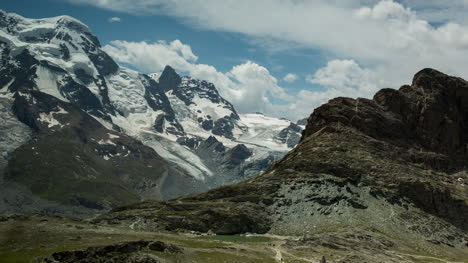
[0,10,97,47]
[176,76,237,117]
[163,69,242,140]
[152,65,302,149]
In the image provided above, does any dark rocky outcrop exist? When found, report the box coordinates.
[158,65,182,92]
[39,240,182,263]
[176,136,202,149]
[91,200,271,235]
[143,75,184,136]
[296,118,308,126]
[275,122,302,148]
[223,144,252,167]
[303,68,468,163]
[201,119,214,130]
[196,136,226,155]
[298,68,468,230]
[212,117,236,138]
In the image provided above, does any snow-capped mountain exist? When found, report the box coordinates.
[0,10,301,215]
[0,10,182,134]
[149,66,302,185]
[152,66,301,150]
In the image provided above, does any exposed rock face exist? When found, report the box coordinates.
[0,96,32,172]
[39,240,182,263]
[186,136,273,185]
[223,144,252,167]
[93,69,468,249]
[158,65,181,92]
[303,68,468,161]
[275,122,302,148]
[99,200,271,235]
[298,68,468,231]
[296,118,308,126]
[196,136,226,155]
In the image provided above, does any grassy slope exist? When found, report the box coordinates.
[0,214,466,263]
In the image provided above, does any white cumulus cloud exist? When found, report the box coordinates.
[103,40,198,72]
[71,0,468,79]
[103,40,297,118]
[282,73,298,83]
[108,17,121,22]
[73,0,468,119]
[309,59,383,97]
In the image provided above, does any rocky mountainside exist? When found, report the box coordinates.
[0,10,192,216]
[92,69,468,261]
[0,10,301,216]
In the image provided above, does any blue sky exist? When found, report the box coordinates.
[2,0,468,120]
[1,0,323,92]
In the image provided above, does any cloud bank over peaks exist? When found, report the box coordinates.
[103,40,302,119]
[103,40,198,72]
[87,0,468,119]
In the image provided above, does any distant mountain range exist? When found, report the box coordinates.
[0,10,303,216]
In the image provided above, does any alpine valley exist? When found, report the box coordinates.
[0,10,467,263]
[0,10,302,216]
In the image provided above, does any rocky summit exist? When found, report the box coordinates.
[89,69,468,262]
